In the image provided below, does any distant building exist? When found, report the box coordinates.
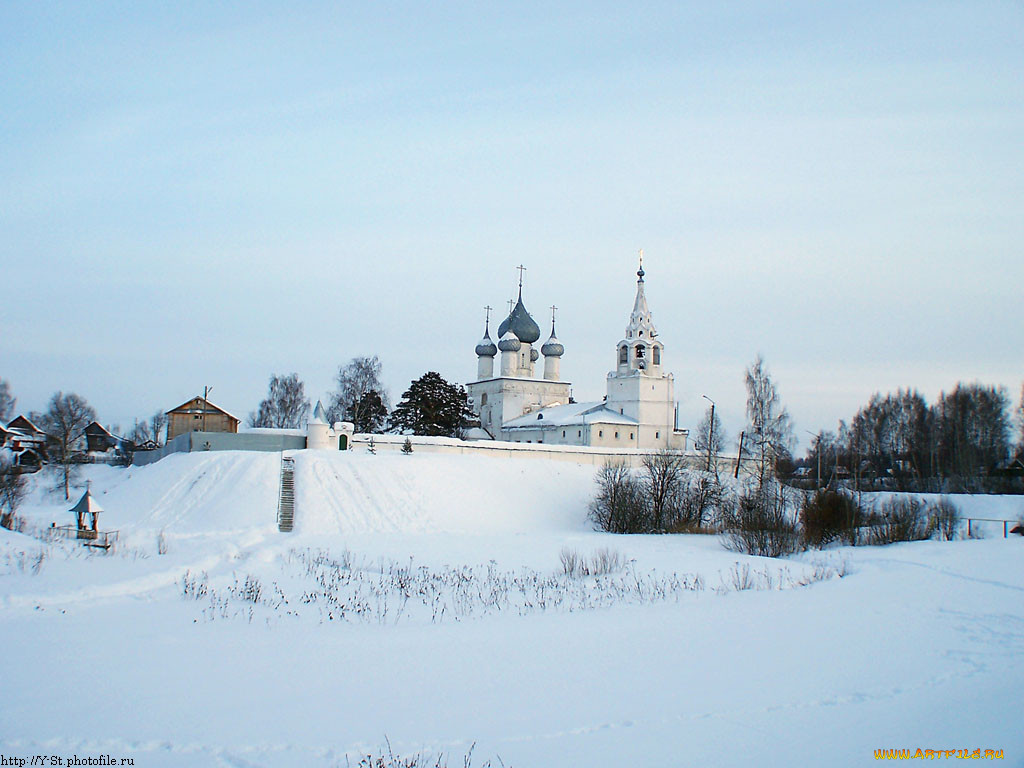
[3,415,49,470]
[5,415,49,455]
[467,254,687,450]
[166,397,240,442]
[83,421,119,453]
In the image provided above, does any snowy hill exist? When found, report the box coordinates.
[1,451,1023,767]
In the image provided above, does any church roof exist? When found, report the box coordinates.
[497,294,541,344]
[503,402,639,430]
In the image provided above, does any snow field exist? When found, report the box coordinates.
[1,451,1022,767]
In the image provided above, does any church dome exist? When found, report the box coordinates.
[542,333,564,358]
[497,330,522,352]
[530,348,539,362]
[497,296,541,344]
[475,330,497,357]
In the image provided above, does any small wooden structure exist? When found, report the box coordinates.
[56,489,118,550]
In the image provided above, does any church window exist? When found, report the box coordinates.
[619,346,627,364]
[614,431,619,439]
[481,393,488,405]
[578,430,581,437]
[598,430,603,437]
[629,432,634,440]
[639,331,644,337]
[619,408,623,414]
[656,431,660,439]
[635,344,645,359]
[653,347,661,365]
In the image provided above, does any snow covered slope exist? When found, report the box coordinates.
[2,451,1023,767]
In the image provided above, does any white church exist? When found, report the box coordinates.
[467,256,688,450]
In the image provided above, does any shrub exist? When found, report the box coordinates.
[800,490,863,548]
[560,547,624,578]
[589,462,650,533]
[926,497,960,541]
[723,485,802,558]
[401,438,414,455]
[671,472,730,530]
[868,496,930,545]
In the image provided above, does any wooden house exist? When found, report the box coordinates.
[83,421,119,453]
[5,415,49,457]
[166,397,240,441]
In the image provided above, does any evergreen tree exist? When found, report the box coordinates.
[328,356,389,428]
[390,372,473,437]
[401,438,414,455]
[350,390,389,433]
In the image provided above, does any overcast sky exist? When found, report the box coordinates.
[2,1,1022,450]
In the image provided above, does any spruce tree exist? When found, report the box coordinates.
[390,372,473,437]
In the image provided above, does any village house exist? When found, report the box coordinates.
[166,397,240,442]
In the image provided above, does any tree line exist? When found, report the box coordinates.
[248,356,473,438]
[801,383,1023,493]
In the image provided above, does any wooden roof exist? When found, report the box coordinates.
[8,415,43,435]
[84,421,114,438]
[166,396,240,423]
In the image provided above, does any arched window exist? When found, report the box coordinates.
[635,344,645,359]
[619,346,628,364]
[653,346,661,365]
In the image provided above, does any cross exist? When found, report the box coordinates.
[516,264,526,288]
[550,305,557,324]
[638,249,643,269]
[507,298,514,314]
[484,305,492,325]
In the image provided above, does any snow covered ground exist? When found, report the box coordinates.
[1,451,1022,767]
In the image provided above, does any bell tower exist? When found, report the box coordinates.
[606,251,674,449]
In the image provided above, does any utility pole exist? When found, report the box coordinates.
[202,385,212,432]
[806,430,821,489]
[702,394,715,473]
[735,431,745,479]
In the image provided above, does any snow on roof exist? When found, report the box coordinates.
[70,489,104,516]
[502,401,639,430]
[241,427,307,437]
[8,415,43,434]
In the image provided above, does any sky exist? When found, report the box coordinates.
[1,1,1022,451]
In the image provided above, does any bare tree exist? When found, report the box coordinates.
[38,392,96,500]
[327,356,390,428]
[641,451,685,531]
[129,420,152,445]
[692,405,727,472]
[744,355,793,486]
[0,379,14,423]
[149,411,168,446]
[249,373,310,428]
[0,451,28,530]
[1018,383,1024,458]
[589,462,648,533]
